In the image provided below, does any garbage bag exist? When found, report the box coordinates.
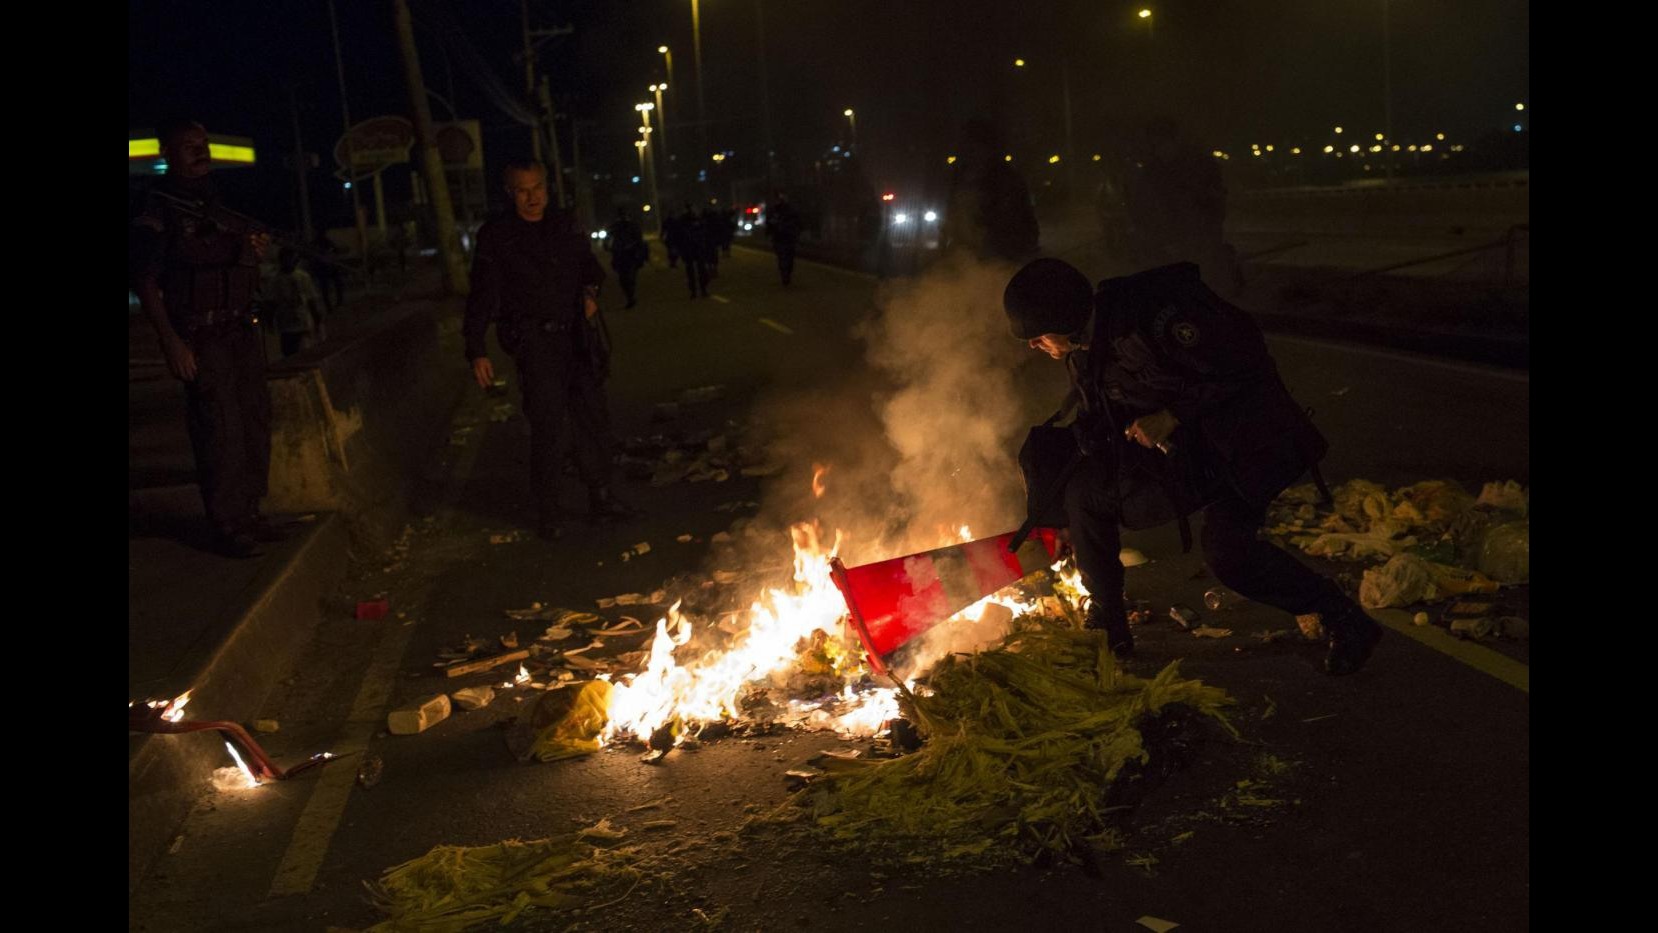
[1359,554,1439,609]
[523,680,614,762]
[1477,520,1529,584]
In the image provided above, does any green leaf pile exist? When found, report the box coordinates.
[800,626,1236,863]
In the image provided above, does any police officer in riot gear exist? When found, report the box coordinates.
[465,161,636,540]
[131,119,278,559]
[1004,258,1381,675]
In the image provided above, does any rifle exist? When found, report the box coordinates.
[147,189,356,273]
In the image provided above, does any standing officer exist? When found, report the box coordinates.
[131,119,277,558]
[464,161,636,539]
[764,192,802,286]
[674,203,712,299]
[1003,259,1382,675]
[604,208,647,309]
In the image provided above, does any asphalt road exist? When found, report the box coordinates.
[129,245,1529,932]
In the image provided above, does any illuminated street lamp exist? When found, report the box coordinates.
[843,108,857,150]
[649,83,671,175]
[1139,8,1153,40]
[1014,58,1026,68]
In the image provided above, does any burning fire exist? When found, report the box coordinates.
[598,496,1078,751]
[811,463,831,499]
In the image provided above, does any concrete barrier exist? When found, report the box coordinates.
[264,298,466,529]
[1230,172,1530,239]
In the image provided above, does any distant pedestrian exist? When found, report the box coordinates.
[700,204,724,278]
[676,204,712,298]
[605,208,648,309]
[661,209,682,268]
[264,247,326,357]
[764,192,802,286]
[130,118,280,558]
[719,205,738,257]
[942,118,1040,262]
[309,232,346,315]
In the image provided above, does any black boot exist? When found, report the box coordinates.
[1323,603,1383,676]
[1084,599,1134,661]
[588,487,640,524]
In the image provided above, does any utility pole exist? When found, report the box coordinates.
[756,0,775,187]
[692,0,710,186]
[327,0,372,282]
[539,78,568,207]
[287,86,314,242]
[521,0,540,160]
[392,0,468,294]
[1382,0,1395,181]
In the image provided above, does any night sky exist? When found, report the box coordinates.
[129,1,1529,225]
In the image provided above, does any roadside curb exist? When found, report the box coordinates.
[128,512,351,894]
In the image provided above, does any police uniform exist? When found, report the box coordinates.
[131,174,272,545]
[1008,260,1380,674]
[463,207,615,530]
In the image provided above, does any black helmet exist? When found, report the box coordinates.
[1003,258,1093,339]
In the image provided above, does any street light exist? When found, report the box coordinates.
[843,108,857,150]
[1013,58,1026,68]
[650,84,671,177]
[1139,8,1153,40]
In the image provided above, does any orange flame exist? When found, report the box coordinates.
[811,463,830,498]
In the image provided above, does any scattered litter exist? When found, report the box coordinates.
[355,599,390,621]
[1202,588,1237,611]
[1253,629,1293,644]
[627,795,674,812]
[1412,612,1431,626]
[488,403,514,423]
[488,530,528,545]
[577,817,629,842]
[517,681,615,762]
[253,719,279,733]
[388,694,452,735]
[444,649,530,679]
[561,654,606,671]
[596,598,617,609]
[356,755,384,790]
[365,836,640,930]
[168,835,185,855]
[1118,548,1149,568]
[633,541,651,555]
[1476,480,1528,514]
[614,593,644,606]
[451,686,496,711]
[1137,918,1181,933]
[1359,554,1440,609]
[677,534,694,543]
[1450,617,1498,640]
[1190,626,1232,639]
[1168,605,1201,630]
[541,625,574,642]
[595,618,648,636]
[784,768,825,789]
[1295,613,1326,641]
[641,819,678,831]
[499,632,519,649]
